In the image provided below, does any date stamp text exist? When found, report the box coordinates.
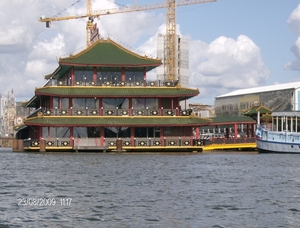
[18,198,72,206]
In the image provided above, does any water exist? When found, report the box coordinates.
[1,149,300,228]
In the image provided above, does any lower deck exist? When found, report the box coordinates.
[13,137,205,153]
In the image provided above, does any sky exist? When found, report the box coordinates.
[1,0,300,105]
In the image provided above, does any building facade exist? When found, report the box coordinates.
[215,82,300,117]
[1,90,16,137]
[156,34,189,88]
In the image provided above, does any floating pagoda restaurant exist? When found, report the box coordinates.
[14,38,211,153]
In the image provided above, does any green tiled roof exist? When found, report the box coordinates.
[243,104,272,116]
[59,38,161,70]
[35,86,199,98]
[24,116,211,126]
[211,116,255,124]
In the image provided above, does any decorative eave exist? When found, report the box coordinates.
[243,103,272,116]
[23,95,38,108]
[35,86,200,100]
[24,116,211,127]
[60,38,161,65]
[44,38,161,80]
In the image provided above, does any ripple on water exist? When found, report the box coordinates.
[1,151,300,227]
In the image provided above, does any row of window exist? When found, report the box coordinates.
[42,127,161,138]
[59,69,145,84]
[50,98,159,110]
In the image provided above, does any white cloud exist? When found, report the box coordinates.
[288,4,300,33]
[189,35,270,103]
[286,4,300,72]
[0,1,270,106]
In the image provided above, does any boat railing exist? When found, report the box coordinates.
[24,138,71,148]
[52,79,179,87]
[24,136,205,149]
[41,108,191,117]
[203,136,256,145]
[105,137,203,147]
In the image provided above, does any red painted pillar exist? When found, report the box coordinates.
[143,67,146,86]
[122,67,125,82]
[39,126,42,140]
[101,127,105,147]
[71,67,75,86]
[195,127,199,140]
[161,127,164,146]
[158,98,162,116]
[59,98,62,110]
[99,98,102,116]
[233,123,238,141]
[129,98,133,116]
[93,67,97,82]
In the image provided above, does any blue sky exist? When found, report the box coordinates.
[0,0,300,105]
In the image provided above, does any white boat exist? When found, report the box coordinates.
[256,111,300,153]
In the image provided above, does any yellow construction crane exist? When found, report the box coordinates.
[40,0,216,82]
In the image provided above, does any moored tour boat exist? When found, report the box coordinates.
[256,111,300,153]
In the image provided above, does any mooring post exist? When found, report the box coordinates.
[39,139,46,152]
[116,139,122,153]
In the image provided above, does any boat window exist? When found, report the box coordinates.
[146,98,158,109]
[57,127,70,138]
[74,127,87,138]
[133,98,145,110]
[61,98,69,109]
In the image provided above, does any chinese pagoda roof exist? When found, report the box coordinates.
[242,103,272,116]
[24,86,200,108]
[24,116,211,127]
[46,38,161,79]
[35,86,199,98]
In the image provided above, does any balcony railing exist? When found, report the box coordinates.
[41,108,192,117]
[52,79,179,87]
[24,136,204,150]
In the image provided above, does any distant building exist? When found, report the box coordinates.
[156,34,189,88]
[1,90,16,137]
[0,91,35,137]
[215,82,300,117]
[189,103,214,118]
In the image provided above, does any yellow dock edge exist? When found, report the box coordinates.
[22,144,256,152]
[203,143,257,151]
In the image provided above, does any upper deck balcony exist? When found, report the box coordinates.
[39,107,193,117]
[46,78,179,88]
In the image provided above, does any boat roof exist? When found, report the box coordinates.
[24,116,211,126]
[24,87,199,108]
[45,38,161,80]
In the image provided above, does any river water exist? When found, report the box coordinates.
[1,149,300,228]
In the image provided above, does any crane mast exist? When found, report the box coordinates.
[40,0,216,82]
[86,0,93,46]
[166,0,176,82]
